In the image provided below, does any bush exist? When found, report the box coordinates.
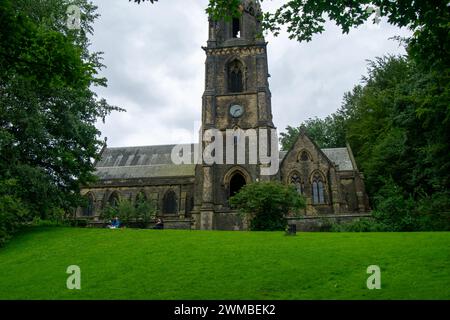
[414,192,450,231]
[0,194,30,247]
[0,179,73,246]
[371,179,450,231]
[229,181,305,231]
[100,198,157,228]
[371,179,418,231]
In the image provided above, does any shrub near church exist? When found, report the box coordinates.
[230,181,305,231]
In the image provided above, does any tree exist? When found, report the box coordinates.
[0,0,122,222]
[339,55,449,230]
[135,194,157,226]
[280,116,347,151]
[0,179,30,246]
[229,181,305,231]
[132,1,448,49]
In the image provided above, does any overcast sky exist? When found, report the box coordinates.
[89,0,411,148]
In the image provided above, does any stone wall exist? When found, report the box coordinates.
[287,213,373,232]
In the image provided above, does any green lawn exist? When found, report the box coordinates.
[0,227,449,300]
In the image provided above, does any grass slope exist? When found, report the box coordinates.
[0,227,449,300]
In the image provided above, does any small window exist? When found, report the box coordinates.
[228,60,244,93]
[232,18,241,38]
[300,151,310,161]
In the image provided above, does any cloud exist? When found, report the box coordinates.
[90,0,410,147]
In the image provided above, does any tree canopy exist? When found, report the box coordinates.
[0,0,121,244]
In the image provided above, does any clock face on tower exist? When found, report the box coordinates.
[229,104,244,118]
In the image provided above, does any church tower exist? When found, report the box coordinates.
[194,0,278,230]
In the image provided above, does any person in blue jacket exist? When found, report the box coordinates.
[109,216,121,229]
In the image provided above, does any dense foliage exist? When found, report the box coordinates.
[280,116,347,151]
[135,1,448,51]
[0,180,30,246]
[0,0,120,245]
[229,181,305,231]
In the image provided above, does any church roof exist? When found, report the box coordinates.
[321,147,354,171]
[94,144,354,180]
[94,144,196,180]
[278,147,354,171]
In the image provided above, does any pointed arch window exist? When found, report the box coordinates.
[312,173,325,204]
[290,172,303,195]
[108,192,120,208]
[83,193,95,216]
[163,190,178,214]
[228,60,244,93]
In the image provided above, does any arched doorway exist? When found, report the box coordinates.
[229,172,246,197]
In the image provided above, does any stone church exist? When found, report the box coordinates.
[78,0,370,230]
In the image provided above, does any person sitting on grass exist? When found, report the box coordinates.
[153,218,164,230]
[108,216,121,229]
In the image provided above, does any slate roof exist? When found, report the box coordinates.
[95,144,354,180]
[95,144,196,180]
[321,147,354,170]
